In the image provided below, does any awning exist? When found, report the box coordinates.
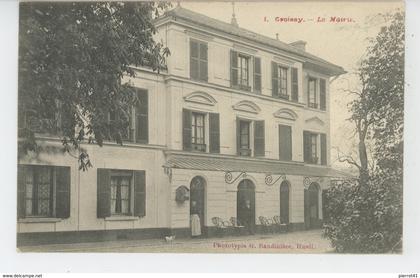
[164,152,353,178]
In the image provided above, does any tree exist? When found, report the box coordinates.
[18,2,170,170]
[323,11,404,253]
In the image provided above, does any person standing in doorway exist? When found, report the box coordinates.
[190,200,201,237]
[242,200,255,235]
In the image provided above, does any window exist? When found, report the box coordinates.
[191,112,206,152]
[97,169,146,218]
[272,62,290,100]
[25,166,53,217]
[308,78,318,108]
[106,89,148,144]
[238,54,250,88]
[278,67,288,98]
[17,165,71,219]
[190,39,208,82]
[183,109,220,153]
[236,119,265,157]
[239,120,251,156]
[310,134,318,163]
[279,125,292,161]
[303,131,323,164]
[110,171,132,215]
[230,51,259,92]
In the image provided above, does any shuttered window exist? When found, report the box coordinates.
[320,133,327,165]
[17,165,70,219]
[253,57,262,93]
[237,119,251,157]
[231,50,259,92]
[97,169,146,218]
[190,39,208,82]
[279,125,292,161]
[182,109,192,151]
[254,120,265,157]
[320,78,326,111]
[135,89,148,143]
[291,68,299,102]
[272,62,289,100]
[209,113,220,153]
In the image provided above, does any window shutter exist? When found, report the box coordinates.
[320,133,327,165]
[182,109,192,151]
[209,113,220,153]
[254,120,265,157]
[190,40,199,80]
[253,57,261,93]
[17,165,27,219]
[272,61,279,97]
[230,50,238,87]
[136,90,148,143]
[236,117,241,155]
[55,166,71,219]
[134,170,146,217]
[199,43,208,81]
[303,131,311,163]
[320,79,326,110]
[97,168,111,218]
[279,125,292,161]
[291,68,299,102]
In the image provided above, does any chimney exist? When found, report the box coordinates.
[275,33,279,40]
[231,2,239,27]
[290,40,307,51]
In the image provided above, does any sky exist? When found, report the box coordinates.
[181,1,404,171]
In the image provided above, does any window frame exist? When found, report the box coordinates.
[310,133,318,164]
[110,170,134,216]
[278,66,289,99]
[238,54,250,89]
[308,77,318,109]
[191,112,206,152]
[239,119,252,156]
[24,165,55,218]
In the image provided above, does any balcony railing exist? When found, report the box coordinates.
[192,143,206,152]
[239,148,252,157]
[308,103,318,109]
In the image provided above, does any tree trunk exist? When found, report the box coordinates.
[358,140,369,185]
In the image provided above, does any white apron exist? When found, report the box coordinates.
[191,214,201,236]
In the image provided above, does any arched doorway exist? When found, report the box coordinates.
[280,181,290,224]
[237,179,256,234]
[190,176,206,234]
[304,182,320,229]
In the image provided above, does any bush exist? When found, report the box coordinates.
[323,177,402,253]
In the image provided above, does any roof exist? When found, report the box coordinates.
[164,152,354,178]
[157,6,346,76]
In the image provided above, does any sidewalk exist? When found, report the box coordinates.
[18,229,334,253]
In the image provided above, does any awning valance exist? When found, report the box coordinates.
[163,152,353,178]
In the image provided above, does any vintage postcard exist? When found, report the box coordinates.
[16,0,404,254]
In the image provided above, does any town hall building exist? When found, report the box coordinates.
[17,6,348,245]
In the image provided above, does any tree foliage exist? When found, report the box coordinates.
[324,11,404,253]
[18,2,170,170]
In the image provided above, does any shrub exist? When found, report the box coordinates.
[323,178,402,253]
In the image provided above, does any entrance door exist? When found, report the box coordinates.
[280,181,290,224]
[237,179,255,230]
[304,183,320,229]
[190,176,205,231]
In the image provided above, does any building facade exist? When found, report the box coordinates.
[17,7,348,245]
